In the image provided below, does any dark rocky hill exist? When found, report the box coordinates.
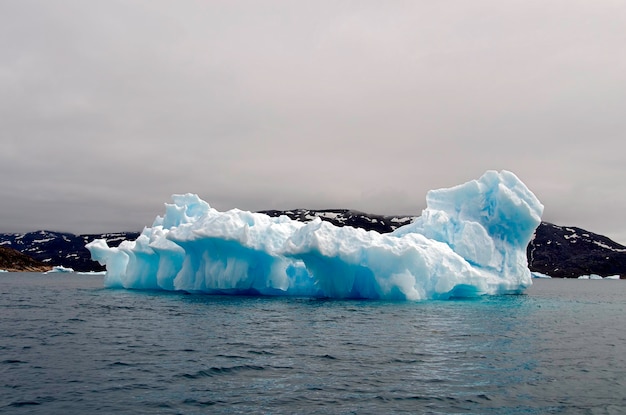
[0,230,140,272]
[0,246,51,272]
[1,212,624,278]
[527,222,626,278]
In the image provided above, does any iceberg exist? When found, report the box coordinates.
[577,274,604,280]
[531,272,552,279]
[87,170,543,300]
[45,265,74,274]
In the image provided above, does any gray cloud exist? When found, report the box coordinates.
[1,1,626,243]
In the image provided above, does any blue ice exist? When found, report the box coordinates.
[87,170,543,300]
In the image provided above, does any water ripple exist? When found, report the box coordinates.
[1,275,625,414]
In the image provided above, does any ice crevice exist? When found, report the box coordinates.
[87,170,543,300]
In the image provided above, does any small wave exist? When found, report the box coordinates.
[7,396,55,407]
[8,401,41,407]
[247,350,276,356]
[2,359,27,364]
[388,358,425,364]
[215,353,247,360]
[50,331,76,337]
[107,361,135,367]
[376,395,467,403]
[182,398,219,407]
[99,383,161,393]
[177,365,266,379]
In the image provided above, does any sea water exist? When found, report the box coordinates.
[1,273,625,414]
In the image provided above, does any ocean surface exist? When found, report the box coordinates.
[1,273,625,414]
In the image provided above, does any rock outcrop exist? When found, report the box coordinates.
[0,246,51,272]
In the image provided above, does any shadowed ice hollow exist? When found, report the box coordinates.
[86,170,543,300]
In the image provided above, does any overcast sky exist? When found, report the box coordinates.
[1,1,626,243]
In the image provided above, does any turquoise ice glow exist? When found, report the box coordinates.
[87,171,543,300]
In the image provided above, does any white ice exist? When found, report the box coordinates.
[45,266,74,274]
[531,272,552,279]
[578,274,604,280]
[87,170,543,300]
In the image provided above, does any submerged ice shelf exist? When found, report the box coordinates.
[87,170,543,300]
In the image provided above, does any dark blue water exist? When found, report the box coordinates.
[1,273,625,414]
